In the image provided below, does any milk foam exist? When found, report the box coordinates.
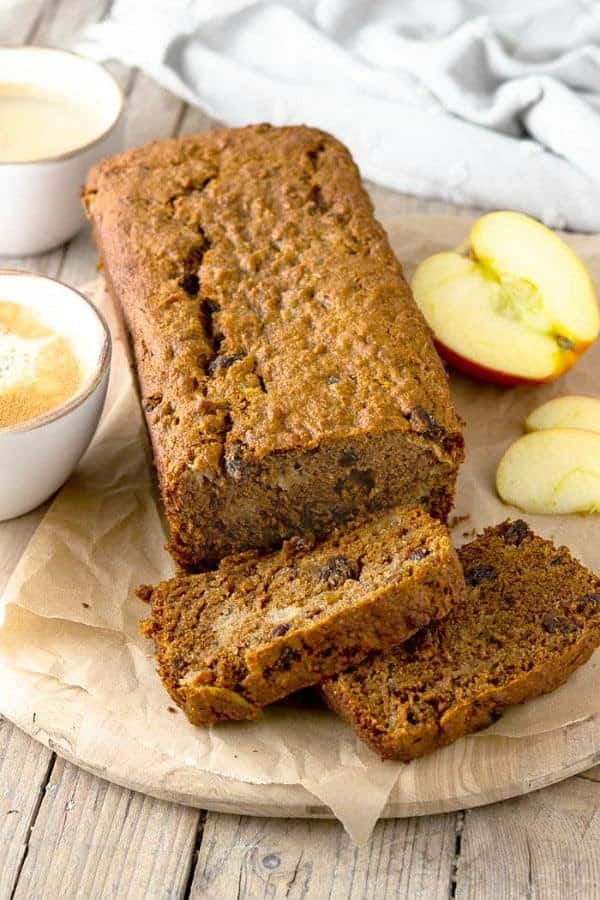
[0,301,82,428]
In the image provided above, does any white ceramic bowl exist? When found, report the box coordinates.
[0,270,111,521]
[0,47,124,256]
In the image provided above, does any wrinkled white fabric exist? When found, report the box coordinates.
[77,0,600,230]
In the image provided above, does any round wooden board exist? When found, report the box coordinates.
[3,666,600,820]
[2,216,600,824]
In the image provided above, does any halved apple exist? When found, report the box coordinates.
[496,429,600,514]
[525,395,600,435]
[411,211,600,385]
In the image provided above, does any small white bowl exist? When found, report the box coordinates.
[0,270,111,521]
[0,47,124,256]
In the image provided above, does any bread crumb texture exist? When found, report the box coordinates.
[322,520,600,759]
[86,125,463,568]
[140,505,464,724]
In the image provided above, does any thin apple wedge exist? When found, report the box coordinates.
[412,211,600,385]
[525,395,600,435]
[496,429,600,515]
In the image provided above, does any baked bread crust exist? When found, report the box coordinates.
[140,506,464,724]
[321,520,600,760]
[85,125,463,570]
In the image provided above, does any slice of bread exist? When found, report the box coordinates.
[140,506,464,724]
[321,520,600,760]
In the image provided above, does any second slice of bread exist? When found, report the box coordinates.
[140,506,463,724]
[321,520,600,760]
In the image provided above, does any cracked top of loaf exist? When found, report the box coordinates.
[85,124,462,482]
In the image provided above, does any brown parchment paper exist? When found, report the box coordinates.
[1,215,599,844]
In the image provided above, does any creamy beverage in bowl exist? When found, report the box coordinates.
[0,300,82,428]
[0,271,111,520]
[0,83,106,163]
[0,47,123,255]
[0,275,109,433]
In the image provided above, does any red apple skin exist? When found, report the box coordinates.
[432,338,590,387]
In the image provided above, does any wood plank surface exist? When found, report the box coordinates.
[0,2,599,899]
[190,813,460,899]
[12,759,202,900]
[456,778,600,900]
[0,0,47,44]
[28,0,110,47]
[0,721,53,899]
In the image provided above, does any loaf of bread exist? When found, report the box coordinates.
[85,125,463,570]
[139,506,464,724]
[321,520,600,760]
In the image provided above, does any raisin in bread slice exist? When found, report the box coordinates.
[140,505,464,724]
[321,520,600,760]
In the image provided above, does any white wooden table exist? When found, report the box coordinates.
[1,3,599,897]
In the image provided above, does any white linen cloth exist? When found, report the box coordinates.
[77,1,600,230]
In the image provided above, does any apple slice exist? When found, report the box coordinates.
[411,211,600,385]
[525,395,600,435]
[496,429,600,514]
